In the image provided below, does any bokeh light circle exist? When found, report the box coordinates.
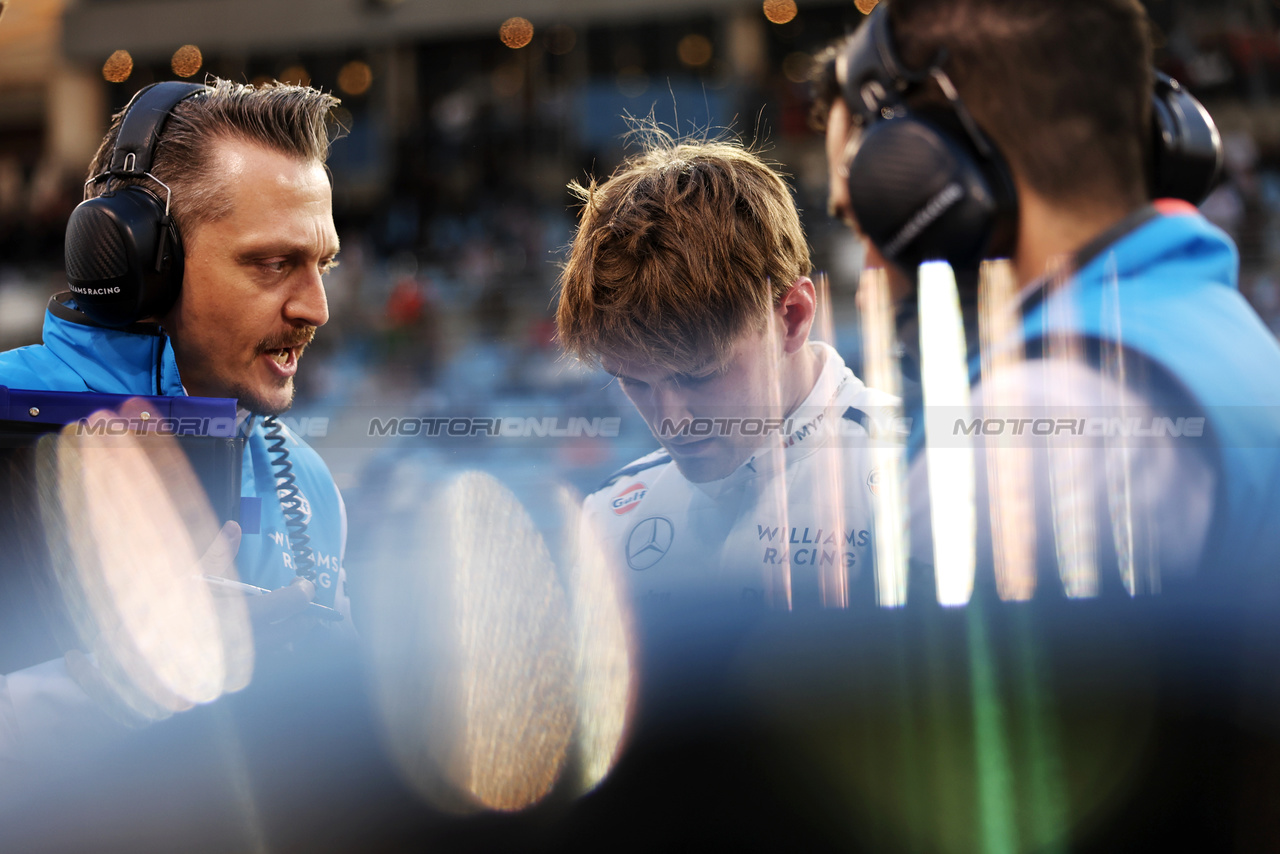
[856,0,880,14]
[782,52,814,85]
[763,0,798,25]
[171,44,203,78]
[280,64,311,86]
[103,50,133,83]
[500,17,534,49]
[677,34,714,68]
[338,60,373,96]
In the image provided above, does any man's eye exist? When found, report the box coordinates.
[260,259,287,274]
[321,257,340,274]
[617,376,647,391]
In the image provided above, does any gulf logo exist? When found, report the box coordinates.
[612,482,648,515]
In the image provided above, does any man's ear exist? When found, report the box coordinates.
[776,277,816,355]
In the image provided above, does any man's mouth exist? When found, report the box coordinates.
[259,344,303,378]
[256,328,316,377]
[265,346,298,365]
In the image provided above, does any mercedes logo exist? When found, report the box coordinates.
[626,516,674,571]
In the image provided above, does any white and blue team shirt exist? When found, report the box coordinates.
[582,343,899,609]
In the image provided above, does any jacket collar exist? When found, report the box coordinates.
[43,292,185,396]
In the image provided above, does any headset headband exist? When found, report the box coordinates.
[88,82,208,201]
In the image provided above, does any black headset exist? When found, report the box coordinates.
[835,4,1223,273]
[64,81,209,328]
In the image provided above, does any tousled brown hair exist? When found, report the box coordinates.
[86,77,341,236]
[556,134,811,374]
[812,0,1153,211]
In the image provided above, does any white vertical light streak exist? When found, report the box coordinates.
[1097,253,1158,596]
[760,289,793,610]
[1042,262,1098,599]
[978,259,1036,602]
[918,261,976,607]
[812,273,850,609]
[858,268,909,607]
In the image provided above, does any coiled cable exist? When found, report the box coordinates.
[262,415,317,581]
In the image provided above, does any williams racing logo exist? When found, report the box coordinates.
[626,516,674,571]
[611,482,648,515]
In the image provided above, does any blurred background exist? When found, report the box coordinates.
[2,0,1280,497]
[5,1,1280,851]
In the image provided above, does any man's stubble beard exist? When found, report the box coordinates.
[234,376,296,417]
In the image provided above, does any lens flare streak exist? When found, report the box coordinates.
[858,268,909,607]
[978,259,1036,602]
[918,262,976,607]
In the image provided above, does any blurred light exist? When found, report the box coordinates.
[616,66,649,98]
[491,63,524,98]
[859,268,909,606]
[677,34,713,68]
[500,17,534,50]
[1041,262,1099,599]
[763,0,798,25]
[279,65,310,87]
[367,471,575,812]
[918,262,976,607]
[171,44,203,78]
[551,486,635,793]
[856,0,880,14]
[978,259,1037,602]
[545,24,576,56]
[337,60,373,96]
[781,51,813,85]
[1098,256,1159,596]
[102,50,133,83]
[758,305,794,609]
[811,274,849,609]
[39,406,253,722]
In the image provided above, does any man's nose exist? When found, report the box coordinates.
[649,385,696,425]
[285,266,329,327]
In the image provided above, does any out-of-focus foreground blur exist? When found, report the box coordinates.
[4,0,1280,851]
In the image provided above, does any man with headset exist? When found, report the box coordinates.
[0,79,350,762]
[812,0,1280,592]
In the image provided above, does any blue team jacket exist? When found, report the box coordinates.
[0,295,347,605]
[1021,203,1280,575]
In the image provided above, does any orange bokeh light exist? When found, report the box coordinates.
[171,44,202,78]
[500,17,534,49]
[103,50,133,83]
[763,0,798,25]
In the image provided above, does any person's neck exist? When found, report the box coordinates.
[781,341,825,417]
[1013,188,1142,290]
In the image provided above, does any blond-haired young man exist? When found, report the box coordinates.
[558,139,894,609]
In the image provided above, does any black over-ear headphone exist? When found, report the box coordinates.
[836,4,1223,273]
[64,81,209,328]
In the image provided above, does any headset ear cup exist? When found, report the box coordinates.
[64,186,182,327]
[847,112,1017,273]
[1150,73,1222,205]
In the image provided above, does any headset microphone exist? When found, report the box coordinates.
[64,81,208,327]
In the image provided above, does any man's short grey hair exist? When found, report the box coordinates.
[86,77,342,236]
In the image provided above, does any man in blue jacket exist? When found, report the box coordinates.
[812,0,1280,596]
[0,78,351,762]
